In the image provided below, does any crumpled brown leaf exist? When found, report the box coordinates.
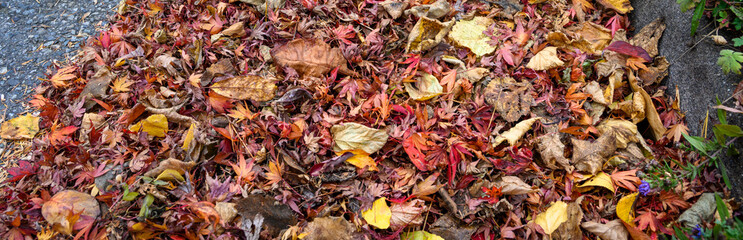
[42,190,101,235]
[572,134,616,175]
[211,75,277,102]
[222,22,246,37]
[201,59,236,86]
[304,217,355,240]
[537,133,573,172]
[389,199,428,229]
[597,119,640,149]
[406,17,454,53]
[272,38,359,78]
[483,77,533,122]
[493,117,541,146]
[596,0,633,14]
[380,0,407,19]
[144,158,197,178]
[551,22,612,54]
[428,214,477,240]
[494,176,537,195]
[555,196,584,240]
[404,0,451,19]
[629,71,666,140]
[638,57,669,86]
[581,220,629,240]
[629,18,665,58]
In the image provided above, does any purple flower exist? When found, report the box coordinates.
[638,180,651,196]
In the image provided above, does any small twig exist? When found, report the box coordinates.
[671,24,720,64]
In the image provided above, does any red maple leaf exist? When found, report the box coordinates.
[605,14,624,36]
[5,160,38,183]
[49,125,79,146]
[403,132,431,171]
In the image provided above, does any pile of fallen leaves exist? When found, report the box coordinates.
[0,0,735,239]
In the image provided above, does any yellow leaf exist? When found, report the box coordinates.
[493,117,541,146]
[616,192,638,226]
[401,230,445,240]
[182,123,195,150]
[526,47,564,71]
[362,197,391,229]
[448,16,496,57]
[331,122,389,154]
[211,75,277,101]
[156,169,185,182]
[577,172,615,193]
[405,73,444,101]
[597,0,633,14]
[129,114,169,137]
[534,201,568,235]
[339,149,378,171]
[0,114,40,140]
[111,76,134,93]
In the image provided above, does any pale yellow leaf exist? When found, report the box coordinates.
[534,201,568,235]
[129,114,169,137]
[362,197,392,229]
[405,73,444,101]
[526,47,564,71]
[448,16,496,57]
[493,117,541,146]
[331,122,389,154]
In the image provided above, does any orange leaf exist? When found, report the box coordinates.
[49,66,77,88]
[610,169,641,191]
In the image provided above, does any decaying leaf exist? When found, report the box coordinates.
[616,192,638,225]
[537,133,572,172]
[128,114,169,137]
[405,73,444,101]
[494,176,536,195]
[574,22,613,53]
[581,220,629,240]
[577,172,615,193]
[678,193,717,228]
[331,122,389,154]
[362,197,392,229]
[406,17,454,53]
[215,202,238,223]
[201,58,235,86]
[222,22,246,37]
[596,0,633,14]
[571,134,616,175]
[272,38,359,78]
[534,201,568,235]
[638,57,670,86]
[618,92,646,123]
[483,77,534,122]
[156,169,185,182]
[628,71,666,140]
[555,196,584,240]
[493,117,541,146]
[597,119,640,149]
[0,114,40,140]
[42,190,101,235]
[381,0,408,19]
[404,0,451,19]
[235,195,297,236]
[428,214,477,239]
[210,75,277,101]
[448,16,496,57]
[526,47,564,71]
[629,18,665,58]
[304,217,355,240]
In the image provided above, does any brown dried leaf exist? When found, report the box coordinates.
[574,22,613,53]
[537,133,573,172]
[201,58,236,86]
[406,17,453,53]
[571,134,616,175]
[483,77,533,122]
[211,75,277,101]
[272,38,358,78]
[222,22,246,37]
[144,158,197,178]
[638,57,669,86]
[42,190,100,235]
[555,196,584,240]
[389,199,427,229]
[581,220,629,240]
[494,176,537,195]
[629,71,666,140]
[304,217,355,240]
[526,46,564,70]
[629,18,665,58]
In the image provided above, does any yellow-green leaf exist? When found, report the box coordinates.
[401,230,445,240]
[577,172,615,193]
[182,122,196,150]
[0,114,40,140]
[339,149,378,171]
[405,73,443,101]
[362,197,392,229]
[156,169,185,182]
[448,16,496,57]
[616,192,638,226]
[534,201,568,235]
[129,114,168,137]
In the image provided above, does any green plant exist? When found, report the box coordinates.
[718,49,743,74]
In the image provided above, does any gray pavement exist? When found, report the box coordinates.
[0,0,117,119]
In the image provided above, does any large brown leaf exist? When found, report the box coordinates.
[210,75,277,102]
[571,134,616,175]
[483,77,533,122]
[42,190,101,235]
[272,38,359,78]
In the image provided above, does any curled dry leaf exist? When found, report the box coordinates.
[537,133,572,172]
[0,114,40,140]
[380,0,407,19]
[628,71,666,140]
[483,77,533,122]
[215,202,238,223]
[200,58,235,86]
[339,149,379,171]
[571,134,616,175]
[581,220,629,240]
[574,22,613,53]
[331,122,389,154]
[448,16,496,57]
[272,38,359,78]
[629,18,665,58]
[494,176,536,195]
[584,81,607,105]
[555,196,584,240]
[406,17,454,53]
[404,0,451,19]
[493,117,541,146]
[210,75,277,101]
[638,57,670,86]
[597,119,640,149]
[526,47,564,71]
[304,217,355,240]
[405,73,444,101]
[144,158,197,178]
[222,22,246,37]
[42,190,100,235]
